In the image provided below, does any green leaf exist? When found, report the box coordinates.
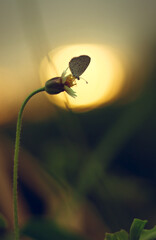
[129,218,147,240]
[22,218,85,240]
[140,226,156,240]
[104,229,128,240]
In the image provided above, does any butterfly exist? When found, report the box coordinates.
[45,55,91,98]
[69,55,91,80]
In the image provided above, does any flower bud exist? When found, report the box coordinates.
[45,77,64,94]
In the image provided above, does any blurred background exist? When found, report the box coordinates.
[0,0,156,239]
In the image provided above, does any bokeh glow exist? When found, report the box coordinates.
[40,44,125,111]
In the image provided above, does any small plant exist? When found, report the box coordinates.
[13,55,91,240]
[104,218,156,240]
[12,56,155,240]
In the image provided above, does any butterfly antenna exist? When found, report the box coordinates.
[80,77,88,84]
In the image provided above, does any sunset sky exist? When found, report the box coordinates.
[0,0,156,122]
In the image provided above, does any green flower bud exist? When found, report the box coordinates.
[45,77,64,94]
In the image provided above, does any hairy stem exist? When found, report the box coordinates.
[13,87,45,240]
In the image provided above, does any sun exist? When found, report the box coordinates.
[40,44,125,112]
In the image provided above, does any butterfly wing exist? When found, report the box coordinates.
[69,55,91,79]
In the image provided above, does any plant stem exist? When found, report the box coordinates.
[13,87,45,240]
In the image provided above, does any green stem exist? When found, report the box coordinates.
[13,87,45,240]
